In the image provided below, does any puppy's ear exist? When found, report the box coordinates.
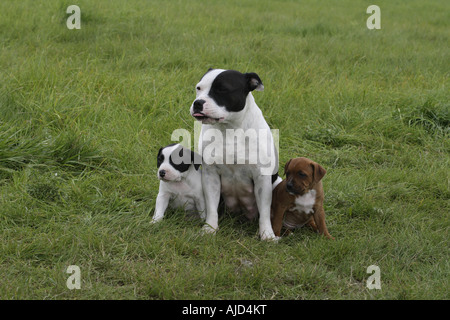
[191,150,202,170]
[245,72,264,92]
[283,159,292,176]
[311,162,326,183]
[156,147,164,168]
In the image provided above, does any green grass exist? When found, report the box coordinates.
[0,0,449,299]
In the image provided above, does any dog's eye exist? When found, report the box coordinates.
[298,171,306,177]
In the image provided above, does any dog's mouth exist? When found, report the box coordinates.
[286,186,298,195]
[192,112,208,120]
[286,185,306,196]
[192,112,224,123]
[159,175,180,182]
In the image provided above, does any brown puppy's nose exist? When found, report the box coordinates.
[286,181,295,192]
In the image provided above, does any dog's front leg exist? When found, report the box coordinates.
[202,165,221,234]
[312,208,334,240]
[152,190,170,223]
[254,174,277,240]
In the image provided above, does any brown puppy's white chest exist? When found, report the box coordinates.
[289,190,317,214]
[284,189,317,229]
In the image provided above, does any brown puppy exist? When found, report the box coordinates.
[271,157,333,239]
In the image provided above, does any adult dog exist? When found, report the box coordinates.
[190,68,280,240]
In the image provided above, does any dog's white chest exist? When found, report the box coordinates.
[164,181,197,210]
[290,190,316,214]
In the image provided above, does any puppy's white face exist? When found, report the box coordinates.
[190,69,264,124]
[157,144,200,182]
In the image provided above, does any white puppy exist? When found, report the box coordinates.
[152,143,205,223]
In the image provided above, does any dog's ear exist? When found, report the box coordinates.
[157,147,164,168]
[283,159,292,176]
[191,150,202,170]
[245,72,264,92]
[201,68,214,80]
[311,162,326,183]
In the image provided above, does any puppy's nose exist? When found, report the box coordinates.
[193,99,205,113]
[286,181,294,191]
[159,170,166,178]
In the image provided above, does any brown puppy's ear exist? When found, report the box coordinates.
[283,159,292,176]
[311,162,326,183]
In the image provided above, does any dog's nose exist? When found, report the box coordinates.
[193,99,205,113]
[286,181,294,192]
[159,170,166,178]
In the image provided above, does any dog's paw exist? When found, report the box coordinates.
[270,236,281,242]
[259,230,278,241]
[151,217,163,224]
[201,224,218,235]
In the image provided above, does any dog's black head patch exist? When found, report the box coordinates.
[169,147,191,173]
[157,144,201,172]
[157,143,176,168]
[156,147,165,168]
[208,70,263,113]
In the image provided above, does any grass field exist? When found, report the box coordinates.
[0,0,448,300]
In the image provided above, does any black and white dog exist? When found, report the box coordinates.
[190,69,281,240]
[152,144,205,223]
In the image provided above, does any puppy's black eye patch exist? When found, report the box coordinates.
[157,155,164,168]
[169,151,191,173]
